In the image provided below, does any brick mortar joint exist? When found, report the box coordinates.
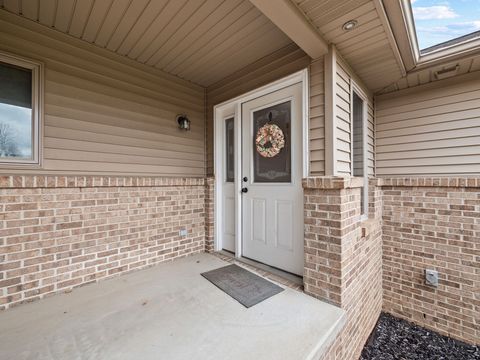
[0,175,209,189]
[375,177,480,188]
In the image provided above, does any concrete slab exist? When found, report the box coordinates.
[0,253,345,360]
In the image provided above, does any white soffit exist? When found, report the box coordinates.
[378,56,480,94]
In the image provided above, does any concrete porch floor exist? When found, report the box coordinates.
[0,253,345,360]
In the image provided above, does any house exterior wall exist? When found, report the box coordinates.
[309,58,326,176]
[314,45,480,352]
[0,175,206,310]
[303,178,383,360]
[325,47,375,177]
[381,177,480,344]
[376,71,480,176]
[1,8,478,354]
[375,71,480,345]
[0,12,205,177]
[0,14,208,311]
[205,43,310,176]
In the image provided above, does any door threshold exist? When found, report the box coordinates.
[217,250,303,288]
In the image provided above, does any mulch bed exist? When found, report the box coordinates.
[360,313,480,360]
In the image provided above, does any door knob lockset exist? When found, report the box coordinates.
[241,187,248,193]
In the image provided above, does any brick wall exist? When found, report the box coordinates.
[0,175,206,310]
[304,177,383,360]
[2,172,478,352]
[205,177,215,252]
[381,177,480,345]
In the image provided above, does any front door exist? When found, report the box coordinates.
[241,83,304,275]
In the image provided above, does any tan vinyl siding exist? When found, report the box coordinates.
[375,71,480,176]
[0,12,205,177]
[309,58,325,175]
[205,44,310,175]
[367,102,375,176]
[336,60,352,175]
[333,55,375,176]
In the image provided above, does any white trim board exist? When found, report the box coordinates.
[213,69,309,255]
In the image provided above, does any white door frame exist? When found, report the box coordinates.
[213,69,309,257]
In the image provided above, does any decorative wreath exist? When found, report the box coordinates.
[255,123,285,158]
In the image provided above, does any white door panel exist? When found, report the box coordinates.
[241,83,304,275]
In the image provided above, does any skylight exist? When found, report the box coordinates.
[411,0,480,53]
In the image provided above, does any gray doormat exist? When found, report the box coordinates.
[201,264,284,308]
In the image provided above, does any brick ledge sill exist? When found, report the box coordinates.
[375,177,480,188]
[303,176,364,190]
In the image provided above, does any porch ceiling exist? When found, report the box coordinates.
[293,0,405,93]
[378,56,480,94]
[0,0,294,87]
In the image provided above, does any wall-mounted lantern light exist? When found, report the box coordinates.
[176,114,191,131]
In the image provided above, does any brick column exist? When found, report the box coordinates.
[302,177,364,307]
[304,177,384,360]
[204,177,215,252]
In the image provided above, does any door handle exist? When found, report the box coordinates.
[241,187,248,193]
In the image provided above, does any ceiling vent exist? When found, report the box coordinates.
[434,64,459,80]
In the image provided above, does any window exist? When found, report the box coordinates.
[0,52,42,166]
[408,0,480,58]
[351,90,368,218]
[225,117,234,182]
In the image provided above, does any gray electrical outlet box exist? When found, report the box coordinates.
[425,269,438,287]
[179,229,188,236]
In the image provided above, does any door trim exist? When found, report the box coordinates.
[213,69,309,256]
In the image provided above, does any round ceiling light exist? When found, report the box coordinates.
[342,20,358,31]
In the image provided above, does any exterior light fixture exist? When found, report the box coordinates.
[342,20,358,31]
[176,114,191,131]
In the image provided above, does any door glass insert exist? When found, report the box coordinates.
[253,101,291,183]
[225,117,234,182]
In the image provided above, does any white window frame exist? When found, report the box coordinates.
[350,81,369,220]
[0,51,43,168]
[397,0,480,67]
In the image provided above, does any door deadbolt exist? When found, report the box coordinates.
[243,177,248,182]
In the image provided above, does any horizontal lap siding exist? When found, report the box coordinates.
[335,57,375,176]
[0,14,205,177]
[376,72,480,176]
[336,61,351,175]
[367,102,375,176]
[205,44,310,176]
[309,58,325,175]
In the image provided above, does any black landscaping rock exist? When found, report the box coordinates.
[360,313,480,360]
